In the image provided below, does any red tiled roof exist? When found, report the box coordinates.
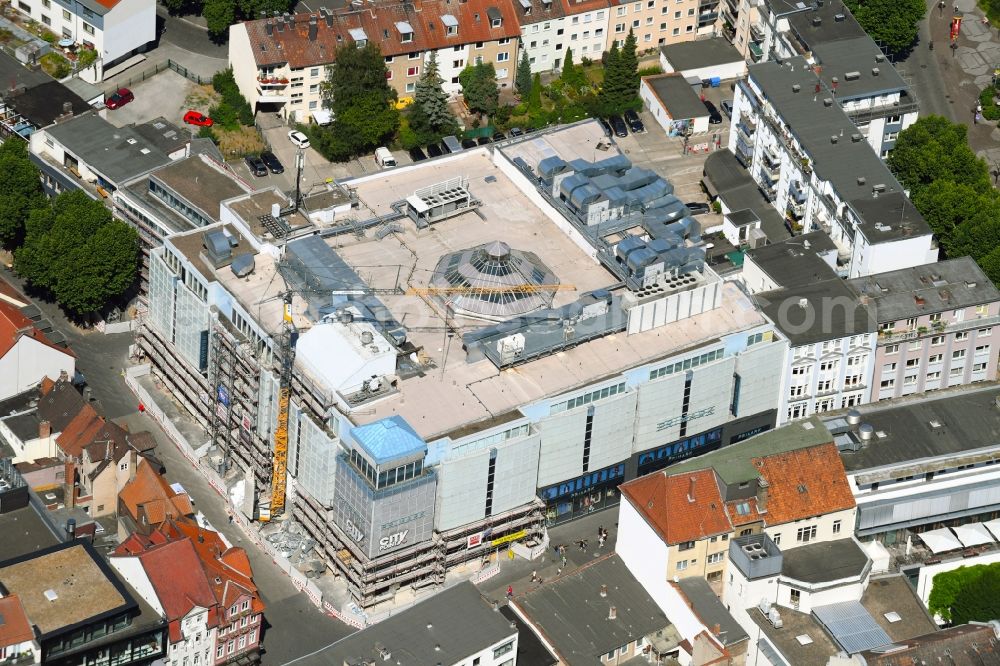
[55,404,103,458]
[725,496,762,527]
[0,300,73,360]
[620,468,732,545]
[560,0,610,18]
[244,0,520,69]
[0,595,34,649]
[0,278,28,308]
[137,539,219,624]
[753,442,855,525]
[170,521,264,614]
[118,459,195,524]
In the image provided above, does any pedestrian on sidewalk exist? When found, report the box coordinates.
[939,0,946,15]
[507,585,514,599]
[598,525,604,539]
[531,570,539,583]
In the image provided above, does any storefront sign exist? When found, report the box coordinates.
[379,530,409,551]
[731,424,770,444]
[490,529,527,547]
[242,414,252,432]
[217,384,230,407]
[467,532,483,549]
[344,518,365,543]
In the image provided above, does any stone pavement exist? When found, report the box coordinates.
[926,0,1000,165]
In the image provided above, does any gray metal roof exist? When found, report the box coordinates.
[747,58,926,233]
[291,582,516,665]
[645,74,709,120]
[755,277,875,346]
[781,538,870,585]
[813,600,893,655]
[659,37,743,72]
[43,113,173,185]
[744,232,837,288]
[675,577,748,647]
[829,386,1000,473]
[781,0,867,47]
[810,37,909,101]
[702,150,790,242]
[846,256,999,323]
[516,554,671,665]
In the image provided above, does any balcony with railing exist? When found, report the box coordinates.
[737,116,756,138]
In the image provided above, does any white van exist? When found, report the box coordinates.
[375,147,396,168]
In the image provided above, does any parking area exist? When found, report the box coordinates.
[104,70,200,129]
[227,124,361,190]
[613,107,723,207]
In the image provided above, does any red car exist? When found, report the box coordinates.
[183,110,213,127]
[105,88,133,110]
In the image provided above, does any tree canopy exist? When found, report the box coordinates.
[459,62,500,118]
[889,116,1000,285]
[15,190,138,316]
[844,0,924,56]
[407,52,458,146]
[929,562,1000,624]
[516,50,532,97]
[0,140,46,249]
[598,32,641,115]
[315,43,399,161]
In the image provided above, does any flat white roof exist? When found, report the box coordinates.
[195,140,765,440]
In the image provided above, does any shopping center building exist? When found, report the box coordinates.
[139,121,786,607]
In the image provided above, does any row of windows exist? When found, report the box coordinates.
[649,348,725,380]
[540,463,625,500]
[526,11,605,31]
[551,381,626,413]
[454,423,531,453]
[884,328,992,354]
[879,362,990,389]
[883,346,991,372]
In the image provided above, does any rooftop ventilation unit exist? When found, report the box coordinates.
[811,16,821,25]
[834,12,845,20]
[823,98,833,107]
[872,67,880,76]
[792,83,801,93]
[851,133,863,142]
[831,135,839,144]
[858,423,874,441]
[44,589,58,602]
[857,176,866,186]
[844,71,861,81]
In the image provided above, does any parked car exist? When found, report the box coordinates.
[685,201,711,215]
[409,146,428,162]
[704,100,723,124]
[477,136,492,146]
[624,109,645,133]
[288,129,311,149]
[183,110,213,127]
[509,127,525,137]
[721,100,734,118]
[492,130,507,142]
[105,88,134,110]
[244,155,268,177]
[426,143,444,158]
[260,151,284,174]
[442,135,463,153]
[461,138,478,149]
[598,117,613,137]
[609,115,628,138]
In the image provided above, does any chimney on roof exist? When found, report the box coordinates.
[600,584,608,597]
[872,67,880,76]
[198,530,205,543]
[64,460,75,509]
[687,476,696,502]
[323,6,333,26]
[309,15,318,40]
[266,19,273,34]
[277,19,284,31]
[259,9,266,18]
[608,606,617,620]
[39,420,50,439]
[59,369,69,382]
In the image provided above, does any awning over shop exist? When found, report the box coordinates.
[918,528,963,554]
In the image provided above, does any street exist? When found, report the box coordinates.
[0,267,355,665]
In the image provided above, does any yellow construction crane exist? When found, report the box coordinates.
[406,283,575,296]
[260,294,297,522]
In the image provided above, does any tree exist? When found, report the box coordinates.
[845,0,924,56]
[203,0,236,41]
[15,190,138,315]
[459,62,500,117]
[619,30,640,105]
[528,73,543,111]
[929,562,1000,624]
[888,116,991,198]
[0,140,46,249]
[598,34,640,115]
[516,50,532,97]
[317,42,399,161]
[408,52,458,145]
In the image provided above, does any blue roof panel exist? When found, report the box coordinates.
[350,416,427,465]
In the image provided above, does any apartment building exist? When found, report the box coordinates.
[729,57,937,277]
[608,0,711,52]
[744,234,877,422]
[617,418,857,602]
[12,0,156,80]
[847,258,1000,400]
[229,0,520,123]
[756,0,918,153]
[516,0,610,73]
[0,300,75,403]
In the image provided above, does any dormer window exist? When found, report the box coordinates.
[442,13,458,36]
[518,0,531,12]
[487,6,502,26]
[396,20,414,43]
[349,27,367,47]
